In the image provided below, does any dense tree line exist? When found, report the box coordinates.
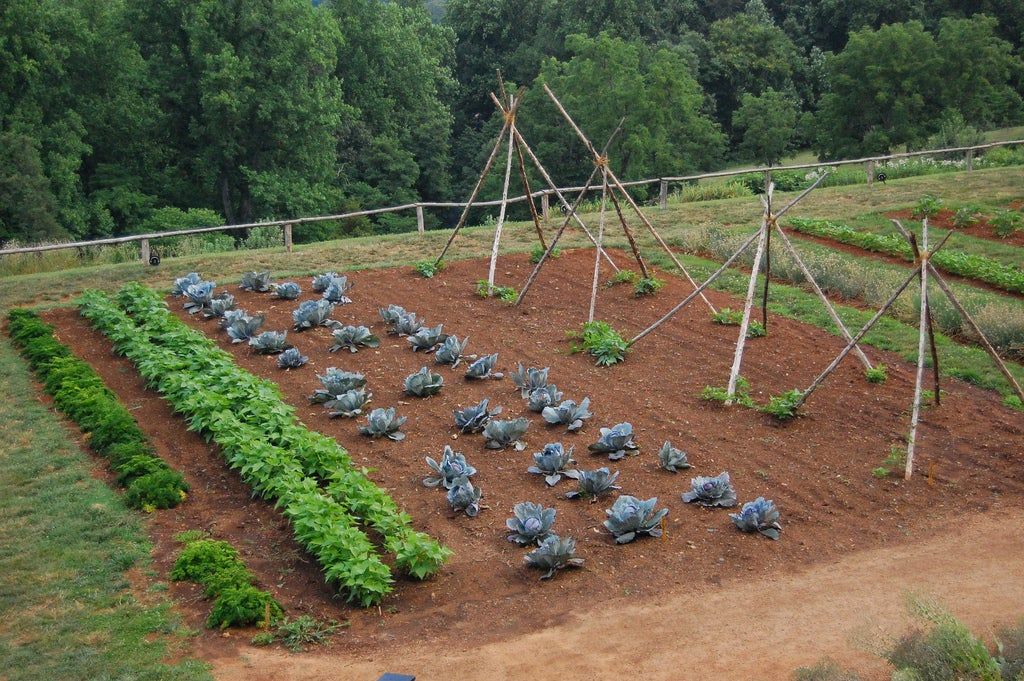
[1,0,1021,245]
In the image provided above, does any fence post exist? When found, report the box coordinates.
[659,179,668,209]
[416,205,425,234]
[140,238,150,264]
[966,149,975,172]
[865,160,875,186]
[763,170,772,193]
[541,192,550,226]
[283,223,293,252]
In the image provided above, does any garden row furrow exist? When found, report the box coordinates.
[6,309,190,510]
[786,217,1024,295]
[79,287,448,605]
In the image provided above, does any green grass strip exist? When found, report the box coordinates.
[0,335,210,680]
[787,217,1024,294]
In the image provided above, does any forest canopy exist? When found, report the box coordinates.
[1,0,1021,245]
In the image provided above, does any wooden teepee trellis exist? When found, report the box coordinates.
[791,217,1024,479]
[516,84,717,317]
[630,170,874,401]
[433,76,620,293]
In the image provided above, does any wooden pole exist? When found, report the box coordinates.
[541,193,550,226]
[929,264,1024,402]
[865,160,875,186]
[433,86,525,267]
[487,116,517,293]
[513,135,546,250]
[605,178,650,278]
[589,169,610,322]
[773,225,873,370]
[283,223,294,251]
[726,222,769,403]
[966,149,974,172]
[415,206,425,234]
[140,238,150,264]
[659,180,668,209]
[795,267,920,409]
[541,83,716,313]
[760,175,773,330]
[905,256,930,480]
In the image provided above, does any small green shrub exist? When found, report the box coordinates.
[200,564,256,598]
[413,260,443,278]
[115,454,169,485]
[872,467,890,479]
[912,194,943,219]
[207,586,283,629]
[124,469,188,511]
[711,308,766,338]
[865,364,888,384]
[530,244,561,263]
[606,269,639,286]
[633,277,664,297]
[747,320,767,338]
[792,660,862,681]
[475,279,517,302]
[886,621,1000,681]
[568,320,628,366]
[253,615,346,652]
[951,205,982,228]
[760,389,804,420]
[701,376,755,408]
[171,539,243,584]
[991,209,1023,238]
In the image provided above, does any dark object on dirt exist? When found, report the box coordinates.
[149,252,161,266]
[876,172,887,184]
[377,674,415,681]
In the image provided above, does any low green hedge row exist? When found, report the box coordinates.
[6,309,189,510]
[79,286,449,606]
[171,533,283,629]
[787,217,1024,295]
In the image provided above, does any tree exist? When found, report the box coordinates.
[0,133,64,244]
[516,33,725,189]
[732,89,799,165]
[814,21,942,158]
[699,2,803,141]
[127,0,346,224]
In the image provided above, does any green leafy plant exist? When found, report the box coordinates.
[951,205,982,228]
[865,364,889,384]
[991,208,1023,238]
[912,194,943,219]
[251,615,347,652]
[760,389,804,420]
[873,446,906,479]
[606,269,639,287]
[711,308,766,337]
[475,279,517,302]
[568,320,628,366]
[700,376,755,408]
[530,245,561,263]
[413,260,443,278]
[633,277,664,297]
[207,586,282,629]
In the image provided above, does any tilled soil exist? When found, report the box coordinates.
[44,247,1023,659]
[888,207,1024,248]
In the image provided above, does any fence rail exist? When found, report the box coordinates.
[2,138,1021,260]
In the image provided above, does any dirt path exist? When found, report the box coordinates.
[213,507,1024,680]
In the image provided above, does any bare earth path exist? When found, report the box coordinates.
[213,508,1024,681]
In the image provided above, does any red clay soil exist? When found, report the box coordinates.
[887,207,1024,247]
[45,248,1024,667]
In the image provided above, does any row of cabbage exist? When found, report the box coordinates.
[78,284,450,606]
[7,309,189,510]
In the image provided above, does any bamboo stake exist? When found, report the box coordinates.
[542,83,716,313]
[589,169,610,322]
[513,135,547,250]
[605,177,649,278]
[929,263,1024,402]
[905,256,930,480]
[902,219,944,405]
[486,114,517,294]
[726,222,769,402]
[434,87,525,266]
[760,177,773,330]
[773,225,873,370]
[795,267,921,408]
[630,228,762,345]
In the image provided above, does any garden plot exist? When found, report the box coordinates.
[50,247,1024,653]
